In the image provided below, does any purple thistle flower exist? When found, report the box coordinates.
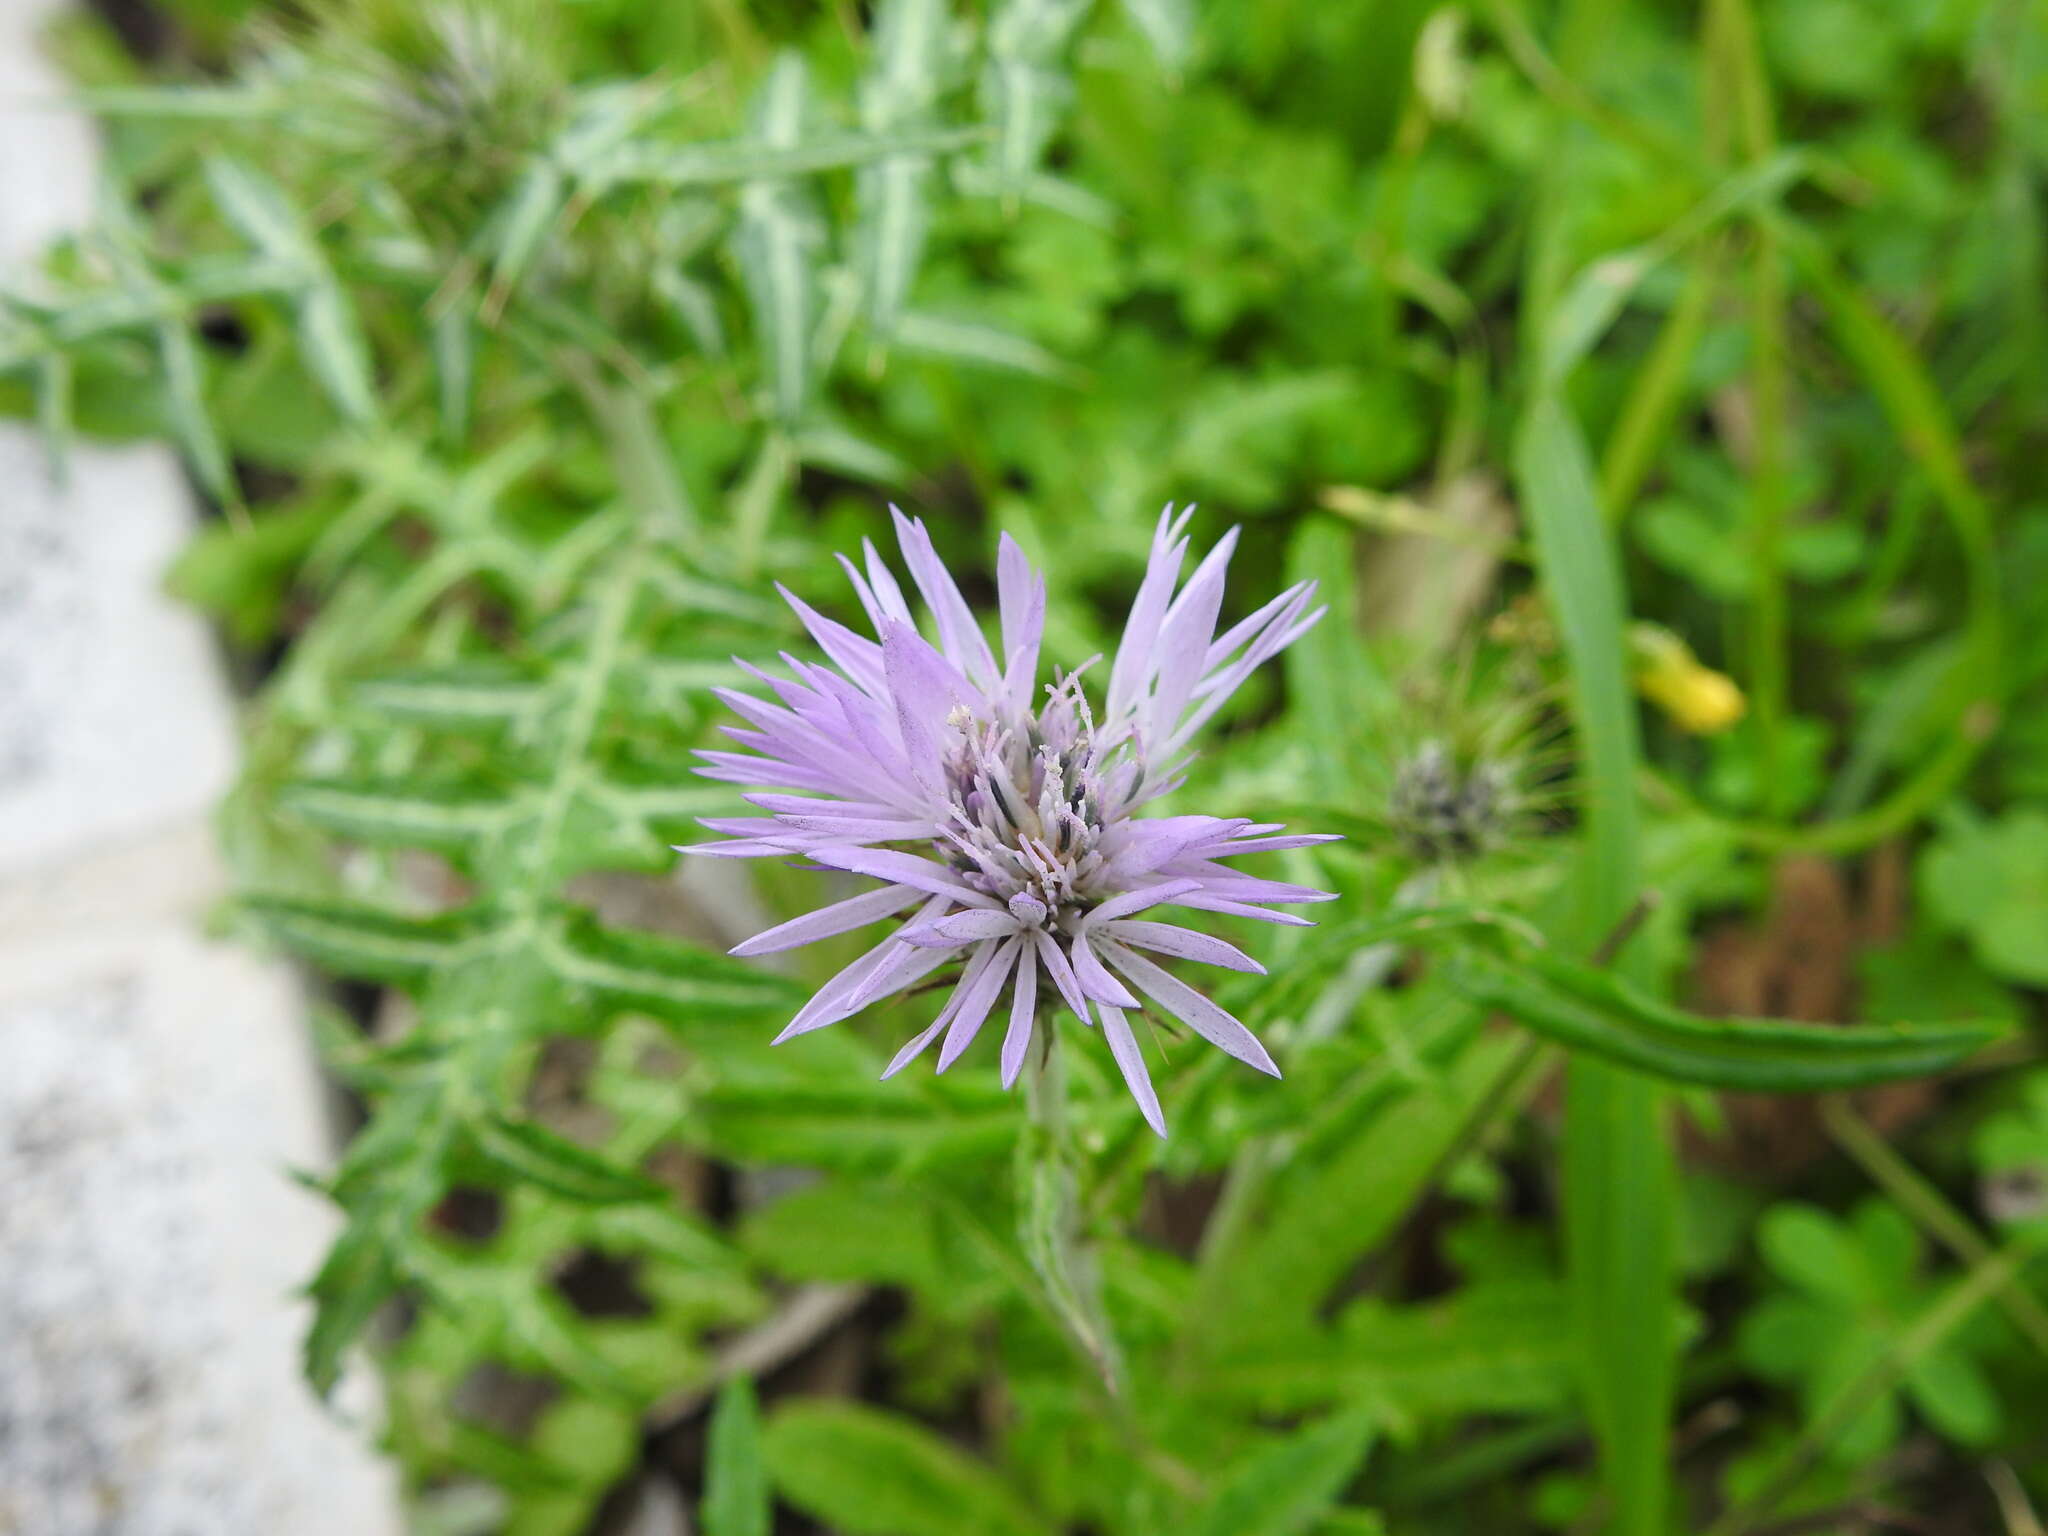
[683,506,1337,1134]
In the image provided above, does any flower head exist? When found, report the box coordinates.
[685,507,1335,1134]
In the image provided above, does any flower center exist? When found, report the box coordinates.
[936,675,1126,924]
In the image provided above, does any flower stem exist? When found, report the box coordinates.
[1019,1020,1125,1397]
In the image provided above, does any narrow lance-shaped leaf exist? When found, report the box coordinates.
[468,1114,668,1204]
[892,309,1075,381]
[1119,0,1195,72]
[540,910,808,1026]
[204,156,378,422]
[854,0,947,339]
[763,1401,1045,1536]
[484,157,569,313]
[351,665,546,732]
[1452,948,2005,1092]
[303,1212,399,1398]
[980,0,1089,194]
[243,893,478,988]
[734,54,826,424]
[702,1378,770,1536]
[279,779,525,853]
[609,125,983,187]
[1514,382,1672,1535]
[1189,1407,1377,1536]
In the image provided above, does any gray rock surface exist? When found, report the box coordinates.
[0,1,400,1530]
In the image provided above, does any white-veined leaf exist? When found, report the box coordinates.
[1118,0,1195,71]
[204,157,377,422]
[279,779,525,852]
[853,0,948,339]
[892,309,1075,381]
[980,0,1089,193]
[540,913,807,1026]
[610,125,982,187]
[351,666,544,729]
[468,1114,667,1204]
[243,894,478,986]
[733,55,826,423]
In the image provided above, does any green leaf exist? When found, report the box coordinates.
[892,309,1075,380]
[243,894,475,986]
[157,314,238,510]
[980,0,1089,192]
[1452,949,2004,1092]
[854,0,947,339]
[204,156,376,423]
[541,911,806,1026]
[280,779,523,852]
[738,1179,947,1288]
[1918,809,2048,985]
[764,1401,1046,1536]
[702,1378,769,1536]
[486,158,570,307]
[1190,1408,1377,1536]
[734,55,827,424]
[303,1213,398,1398]
[468,1115,667,1204]
[613,126,984,187]
[1210,1282,1576,1423]
[1515,384,1672,1535]
[352,665,546,731]
[1118,0,1195,70]
[699,1079,1015,1172]
[1200,1032,1521,1338]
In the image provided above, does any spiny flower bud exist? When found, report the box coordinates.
[1387,738,1519,865]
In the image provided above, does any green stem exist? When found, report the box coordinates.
[1515,0,1678,1500]
[1709,0,1792,806]
[1598,255,1714,523]
[1019,1022,1125,1396]
[1821,1098,2048,1357]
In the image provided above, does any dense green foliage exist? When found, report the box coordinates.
[7,0,2048,1532]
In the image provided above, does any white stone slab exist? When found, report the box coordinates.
[0,2,402,1530]
[0,907,396,1536]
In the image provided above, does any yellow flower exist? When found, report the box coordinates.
[1631,623,1747,735]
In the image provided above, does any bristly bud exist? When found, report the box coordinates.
[1358,642,1564,872]
[1387,738,1519,865]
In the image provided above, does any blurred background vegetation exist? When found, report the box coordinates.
[6,0,2048,1531]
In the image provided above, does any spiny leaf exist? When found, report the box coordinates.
[854,0,948,339]
[541,910,807,1026]
[280,779,525,852]
[303,1213,400,1398]
[733,55,827,423]
[468,1115,669,1204]
[612,125,984,187]
[980,0,1090,193]
[244,894,477,986]
[352,665,546,731]
[204,157,378,423]
[892,309,1075,380]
